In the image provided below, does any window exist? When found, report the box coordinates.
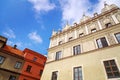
[69,37,73,40]
[0,56,5,64]
[40,70,43,76]
[74,67,83,80]
[91,28,97,33]
[115,32,120,43]
[73,45,81,55]
[58,41,62,45]
[96,37,108,48]
[51,71,58,80]
[103,59,120,78]
[33,57,37,61]
[79,33,84,37]
[55,51,61,60]
[26,65,32,72]
[14,61,22,69]
[9,75,16,80]
[105,23,112,28]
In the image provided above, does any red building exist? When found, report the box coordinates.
[19,48,47,80]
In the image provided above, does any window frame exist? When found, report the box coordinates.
[91,28,97,33]
[9,75,16,80]
[73,45,81,55]
[73,66,83,80]
[96,37,108,48]
[103,59,120,79]
[115,32,120,43]
[79,33,84,37]
[105,22,112,28]
[0,55,5,64]
[26,65,32,72]
[33,57,37,61]
[55,51,62,60]
[51,71,58,80]
[14,61,22,69]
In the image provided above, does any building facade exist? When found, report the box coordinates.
[0,36,47,80]
[19,48,46,80]
[41,3,120,80]
[0,36,24,80]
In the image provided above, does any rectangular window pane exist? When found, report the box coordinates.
[73,45,81,55]
[51,71,58,80]
[96,37,108,48]
[103,60,120,79]
[26,65,32,72]
[55,51,61,60]
[0,56,5,64]
[115,33,120,43]
[74,67,83,80]
[14,61,22,69]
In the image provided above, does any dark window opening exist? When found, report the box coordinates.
[96,37,108,48]
[73,45,81,55]
[51,71,58,80]
[26,65,32,72]
[105,23,112,28]
[115,32,120,43]
[103,60,120,78]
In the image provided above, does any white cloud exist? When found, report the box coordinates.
[94,0,120,13]
[28,31,42,43]
[3,28,16,39]
[28,0,55,13]
[59,0,120,26]
[59,0,91,25]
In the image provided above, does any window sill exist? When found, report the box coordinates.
[108,77,120,80]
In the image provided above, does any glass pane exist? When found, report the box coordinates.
[115,33,120,43]
[104,61,109,66]
[101,37,108,47]
[106,67,111,72]
[110,60,116,65]
[114,72,120,77]
[96,39,103,48]
[107,73,113,78]
[112,66,118,71]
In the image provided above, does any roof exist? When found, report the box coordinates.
[3,45,24,57]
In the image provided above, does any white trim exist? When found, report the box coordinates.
[111,14,119,24]
[101,57,120,80]
[94,38,98,49]
[97,20,102,30]
[85,25,89,34]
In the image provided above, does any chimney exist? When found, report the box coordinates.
[13,44,17,49]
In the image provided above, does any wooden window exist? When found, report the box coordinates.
[79,33,84,37]
[0,56,5,64]
[26,65,32,72]
[9,75,16,80]
[33,57,37,61]
[55,51,61,60]
[73,45,81,55]
[103,60,120,78]
[51,71,58,80]
[115,32,120,43]
[74,66,83,80]
[96,37,108,48]
[91,28,97,33]
[14,61,22,69]
[105,23,112,28]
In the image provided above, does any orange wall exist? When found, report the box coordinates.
[19,48,47,80]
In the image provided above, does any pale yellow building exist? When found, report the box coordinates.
[41,3,120,80]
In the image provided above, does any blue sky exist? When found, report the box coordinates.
[0,0,120,55]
